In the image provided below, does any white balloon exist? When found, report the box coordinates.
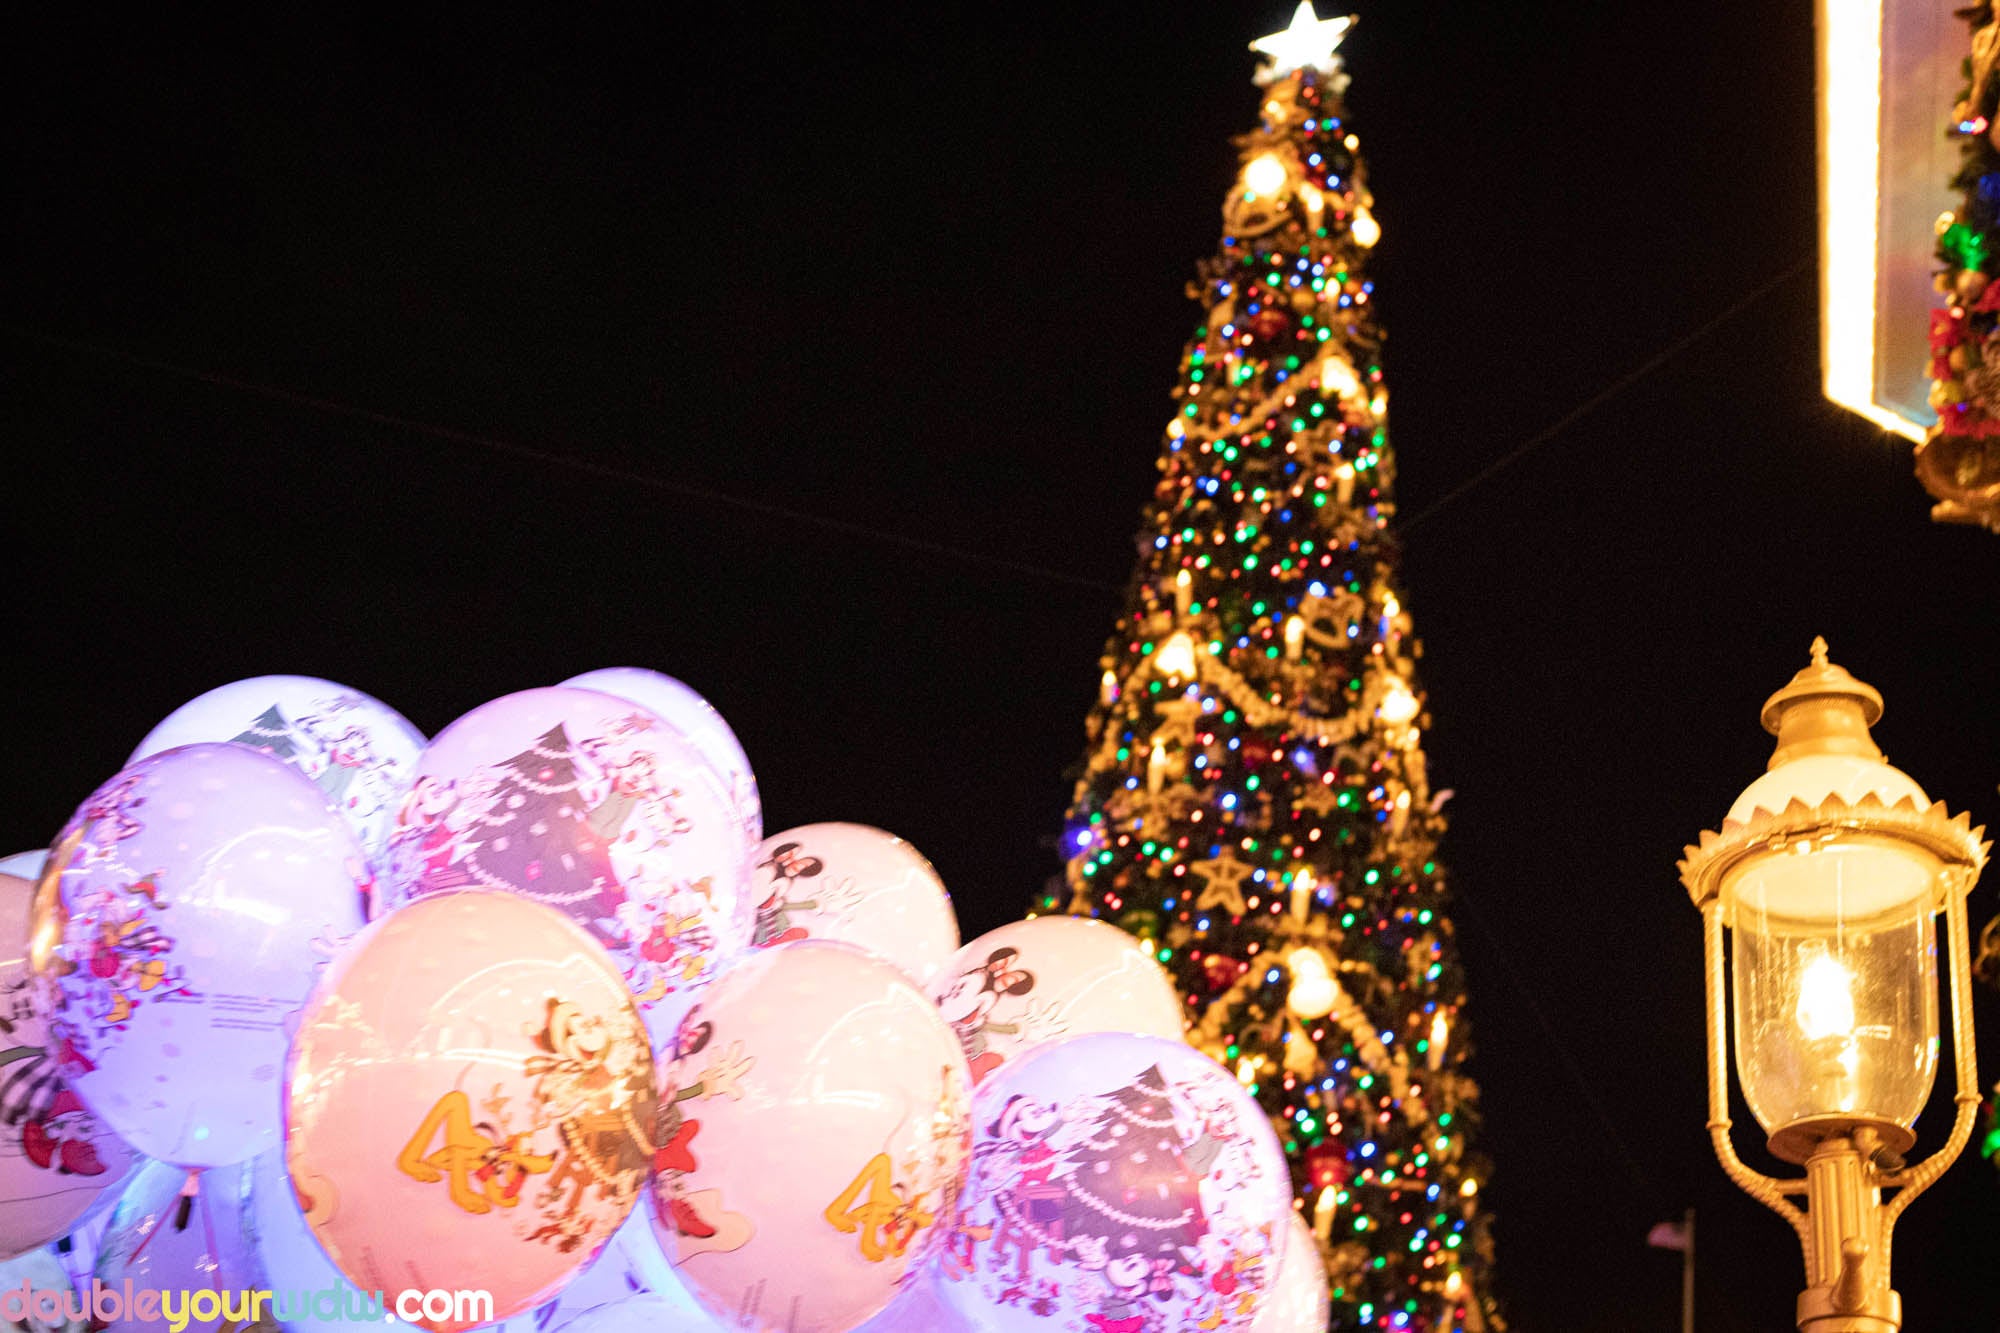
[130,676,425,863]
[1250,1211,1330,1333]
[0,1243,89,1333]
[33,746,370,1168]
[562,669,761,853]
[0,861,136,1259]
[927,917,1185,1085]
[750,825,959,985]
[652,942,973,1333]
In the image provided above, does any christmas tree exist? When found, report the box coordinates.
[1048,7,1499,1329]
[1054,1064,1207,1264]
[229,705,303,763]
[455,724,625,936]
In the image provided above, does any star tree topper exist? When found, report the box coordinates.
[1250,2,1355,85]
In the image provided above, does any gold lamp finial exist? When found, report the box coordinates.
[1758,637,1885,770]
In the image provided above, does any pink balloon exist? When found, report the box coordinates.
[286,892,657,1333]
[749,824,959,985]
[651,942,973,1333]
[928,918,1185,1085]
[938,1033,1291,1333]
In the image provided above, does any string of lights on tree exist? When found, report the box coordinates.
[1044,7,1499,1330]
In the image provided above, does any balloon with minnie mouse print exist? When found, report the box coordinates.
[927,918,1185,1087]
[938,1032,1290,1333]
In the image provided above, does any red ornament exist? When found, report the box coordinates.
[1201,953,1238,991]
[1247,306,1293,343]
[1240,735,1275,767]
[1303,1141,1350,1192]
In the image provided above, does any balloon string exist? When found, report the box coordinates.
[199,1183,224,1291]
[173,1170,198,1232]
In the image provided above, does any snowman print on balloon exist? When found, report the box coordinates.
[944,1041,1288,1333]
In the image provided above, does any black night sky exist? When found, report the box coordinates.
[10,5,2000,1329]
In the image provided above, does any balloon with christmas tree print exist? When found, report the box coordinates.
[130,675,425,864]
[562,668,762,854]
[941,1032,1290,1333]
[378,687,751,1041]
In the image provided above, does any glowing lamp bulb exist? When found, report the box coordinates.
[1298,181,1325,215]
[1286,946,1338,1019]
[1351,205,1381,248]
[1797,952,1858,1043]
[1460,1178,1478,1198]
[1382,593,1400,620]
[1236,1057,1257,1086]
[1378,678,1419,725]
[1445,1271,1465,1298]
[1155,630,1199,680]
[1244,153,1289,198]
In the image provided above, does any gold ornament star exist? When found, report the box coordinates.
[1191,849,1256,916]
[1251,3,1355,83]
[1294,780,1340,816]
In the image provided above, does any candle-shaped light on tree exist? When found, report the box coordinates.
[1313,1185,1337,1241]
[1284,614,1305,661]
[1333,460,1357,505]
[1289,867,1316,920]
[1175,567,1193,615]
[1148,739,1169,795]
[1428,1009,1449,1071]
[1100,669,1119,706]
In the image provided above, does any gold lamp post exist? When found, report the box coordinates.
[1678,639,1989,1333]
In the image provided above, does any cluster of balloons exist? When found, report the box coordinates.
[0,670,1331,1333]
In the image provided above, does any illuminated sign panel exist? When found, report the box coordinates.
[1817,0,1960,442]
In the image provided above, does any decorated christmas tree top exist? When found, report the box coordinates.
[1050,7,1501,1328]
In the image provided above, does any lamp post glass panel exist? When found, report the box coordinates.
[1680,639,1987,1333]
[1728,828,1940,1143]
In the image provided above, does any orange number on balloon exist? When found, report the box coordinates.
[397,1090,553,1215]
[825,1153,932,1262]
